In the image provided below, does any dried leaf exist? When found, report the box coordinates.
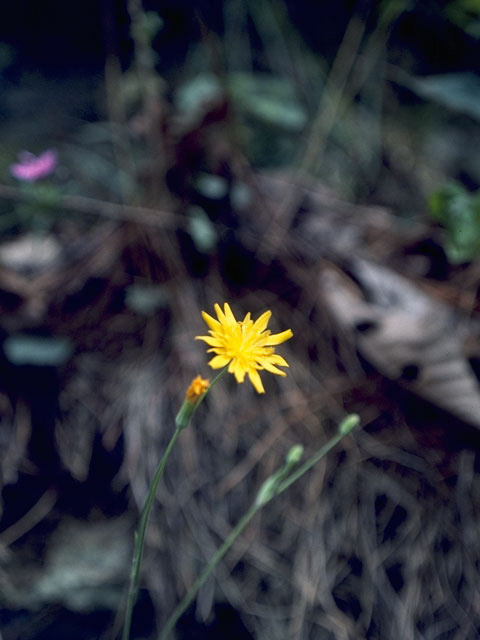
[321,259,480,427]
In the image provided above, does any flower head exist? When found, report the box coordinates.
[196,302,293,393]
[185,375,210,403]
[10,149,58,182]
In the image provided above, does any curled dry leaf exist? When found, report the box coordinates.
[321,258,480,428]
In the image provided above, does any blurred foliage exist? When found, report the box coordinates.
[130,10,164,49]
[124,283,170,316]
[228,72,307,132]
[193,172,229,199]
[0,42,14,72]
[173,70,308,166]
[2,517,130,611]
[6,0,480,216]
[444,0,480,38]
[429,182,480,263]
[186,205,218,252]
[398,71,480,121]
[227,71,308,165]
[0,183,62,234]
[3,334,73,366]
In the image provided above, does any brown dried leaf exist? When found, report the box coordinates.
[321,259,480,427]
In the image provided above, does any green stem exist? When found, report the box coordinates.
[157,419,358,639]
[158,502,261,640]
[202,367,227,393]
[276,414,359,497]
[122,425,183,640]
[276,430,344,495]
[122,368,227,640]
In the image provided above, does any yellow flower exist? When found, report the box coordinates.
[196,302,293,393]
[185,375,210,403]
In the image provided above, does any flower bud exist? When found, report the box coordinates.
[338,413,360,435]
[175,376,210,429]
[286,444,304,466]
[185,376,210,402]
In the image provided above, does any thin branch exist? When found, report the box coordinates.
[0,489,57,548]
[0,183,187,230]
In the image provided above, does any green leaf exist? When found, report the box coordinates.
[193,173,228,200]
[228,72,307,131]
[0,43,14,72]
[187,206,217,252]
[397,71,480,121]
[444,0,480,37]
[230,181,252,211]
[125,284,169,316]
[428,182,480,263]
[4,335,73,366]
[175,73,223,116]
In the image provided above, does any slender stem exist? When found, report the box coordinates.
[122,426,183,640]
[0,183,186,230]
[205,367,227,391]
[122,369,226,640]
[276,430,345,495]
[157,424,355,640]
[158,501,261,640]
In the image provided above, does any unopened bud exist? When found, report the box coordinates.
[185,376,210,402]
[338,413,360,435]
[255,476,279,507]
[286,444,304,466]
[175,375,210,429]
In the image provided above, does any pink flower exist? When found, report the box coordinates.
[10,149,58,182]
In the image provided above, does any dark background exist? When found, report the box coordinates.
[1,1,480,639]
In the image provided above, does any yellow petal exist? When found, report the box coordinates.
[214,302,226,323]
[260,360,287,376]
[265,329,293,345]
[230,359,246,383]
[266,353,289,367]
[201,310,222,332]
[223,302,238,325]
[195,335,223,347]
[248,368,265,393]
[253,310,272,333]
[208,354,232,369]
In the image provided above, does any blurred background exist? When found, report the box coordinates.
[1,1,480,638]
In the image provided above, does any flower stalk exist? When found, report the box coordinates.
[122,424,183,640]
[122,302,359,640]
[122,371,225,640]
[157,414,360,640]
